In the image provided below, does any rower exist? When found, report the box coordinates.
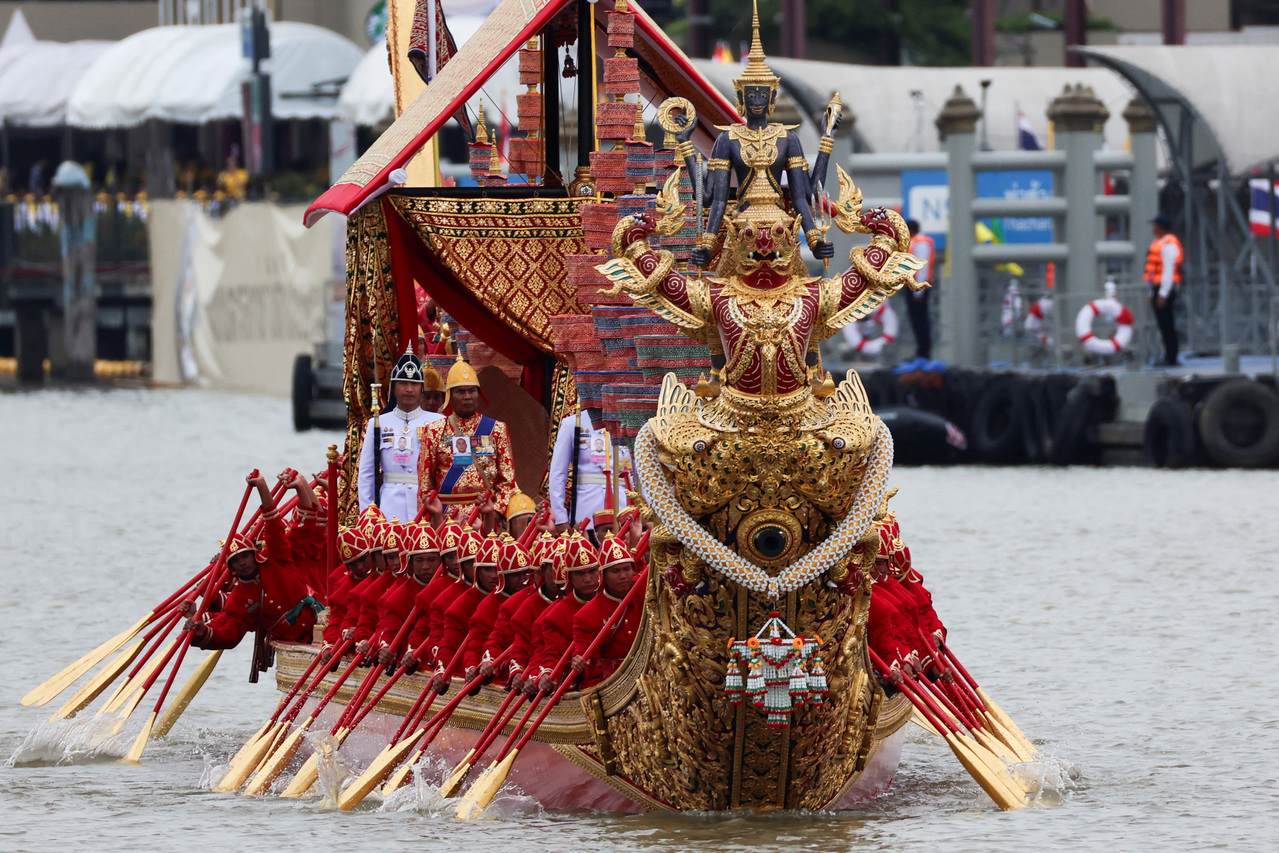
[320,527,374,662]
[529,532,600,695]
[418,355,517,524]
[462,536,536,681]
[430,533,504,687]
[357,345,444,523]
[401,520,465,670]
[505,487,537,540]
[351,521,405,658]
[570,533,646,686]
[184,471,323,651]
[491,533,564,691]
[410,525,481,671]
[375,522,441,667]
[548,407,631,534]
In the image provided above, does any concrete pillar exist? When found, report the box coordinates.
[1124,98,1159,260]
[1047,84,1109,358]
[936,86,982,367]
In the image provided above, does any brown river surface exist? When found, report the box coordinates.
[2,387,1277,851]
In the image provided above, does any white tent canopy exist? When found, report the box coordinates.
[67,21,363,128]
[692,58,1137,155]
[1078,45,1279,175]
[0,10,111,127]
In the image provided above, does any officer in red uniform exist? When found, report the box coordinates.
[570,534,646,686]
[430,533,503,686]
[489,533,563,691]
[463,536,535,681]
[185,471,322,650]
[375,522,441,666]
[529,532,600,694]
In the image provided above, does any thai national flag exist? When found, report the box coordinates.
[1018,110,1042,151]
[1249,178,1278,237]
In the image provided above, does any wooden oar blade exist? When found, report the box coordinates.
[152,650,222,739]
[456,752,516,818]
[102,639,177,717]
[278,751,320,799]
[212,720,276,793]
[244,724,309,796]
[977,689,1037,757]
[50,638,145,721]
[121,711,158,765]
[380,747,424,797]
[336,736,422,811]
[435,751,477,800]
[945,733,1025,811]
[25,615,151,707]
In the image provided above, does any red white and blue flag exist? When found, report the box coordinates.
[1018,110,1042,151]
[1249,178,1278,237]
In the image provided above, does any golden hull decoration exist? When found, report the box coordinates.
[274,371,910,812]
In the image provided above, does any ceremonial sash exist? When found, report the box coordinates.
[440,415,496,498]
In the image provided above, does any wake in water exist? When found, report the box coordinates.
[6,715,134,766]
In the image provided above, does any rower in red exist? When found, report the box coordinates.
[570,534,646,686]
[183,471,323,650]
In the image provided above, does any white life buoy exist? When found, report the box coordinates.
[1075,297,1134,354]
[843,302,899,356]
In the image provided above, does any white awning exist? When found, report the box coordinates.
[67,21,364,128]
[0,10,111,127]
[693,57,1138,155]
[1077,45,1279,175]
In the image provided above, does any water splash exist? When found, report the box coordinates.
[7,715,133,766]
[314,730,359,808]
[1008,748,1081,808]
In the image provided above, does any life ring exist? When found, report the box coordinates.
[843,302,899,356]
[1075,297,1133,354]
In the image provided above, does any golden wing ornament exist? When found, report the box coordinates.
[881,251,930,291]
[654,167,686,237]
[595,257,649,297]
[831,164,867,235]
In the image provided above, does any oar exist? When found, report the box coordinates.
[454,648,575,817]
[243,650,369,796]
[907,666,1020,764]
[435,682,524,799]
[122,474,258,765]
[214,637,354,794]
[869,650,1025,811]
[456,574,648,816]
[944,646,1037,758]
[335,644,483,809]
[49,636,146,720]
[97,610,184,716]
[150,649,223,739]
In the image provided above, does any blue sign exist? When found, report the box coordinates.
[901,169,1057,253]
[901,170,949,251]
[976,171,1055,244]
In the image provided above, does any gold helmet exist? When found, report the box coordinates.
[733,0,780,116]
[444,353,480,408]
[505,486,536,521]
[423,365,445,392]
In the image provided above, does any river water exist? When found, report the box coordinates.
[1,387,1276,852]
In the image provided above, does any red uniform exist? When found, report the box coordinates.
[571,569,647,685]
[506,587,557,682]
[195,511,317,650]
[867,581,918,668]
[899,571,946,643]
[375,575,424,654]
[529,591,593,680]
[350,571,396,644]
[434,585,487,670]
[417,574,468,661]
[323,569,355,645]
[461,589,511,672]
[480,585,536,676]
[287,505,327,597]
[405,569,459,653]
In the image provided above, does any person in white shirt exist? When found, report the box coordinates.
[548,407,631,532]
[357,345,444,521]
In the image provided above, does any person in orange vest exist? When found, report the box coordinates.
[905,219,935,360]
[1146,214,1184,366]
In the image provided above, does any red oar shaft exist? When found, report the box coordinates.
[465,688,524,760]
[344,606,421,730]
[121,610,183,682]
[267,641,331,724]
[494,648,574,761]
[151,561,216,615]
[333,662,386,733]
[281,637,354,723]
[304,651,368,723]
[408,646,505,752]
[413,490,439,524]
[868,648,953,734]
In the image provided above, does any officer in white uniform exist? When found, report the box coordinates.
[548,407,631,531]
[357,345,444,522]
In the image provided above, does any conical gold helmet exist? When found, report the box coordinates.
[733,0,780,116]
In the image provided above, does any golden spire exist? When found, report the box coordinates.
[733,0,780,111]
[476,99,489,145]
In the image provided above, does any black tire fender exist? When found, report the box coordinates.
[292,353,314,432]
[971,376,1028,464]
[1144,398,1198,469]
[1196,378,1279,468]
